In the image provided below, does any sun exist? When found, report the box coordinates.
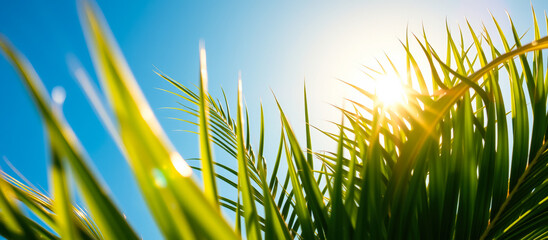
[374,74,406,107]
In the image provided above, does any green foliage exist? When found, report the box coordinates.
[1,1,548,239]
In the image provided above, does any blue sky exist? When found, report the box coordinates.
[1,0,548,238]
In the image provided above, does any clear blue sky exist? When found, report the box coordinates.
[1,0,547,238]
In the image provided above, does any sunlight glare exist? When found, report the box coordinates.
[171,152,193,177]
[375,73,405,107]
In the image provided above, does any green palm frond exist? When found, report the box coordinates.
[0,1,547,240]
